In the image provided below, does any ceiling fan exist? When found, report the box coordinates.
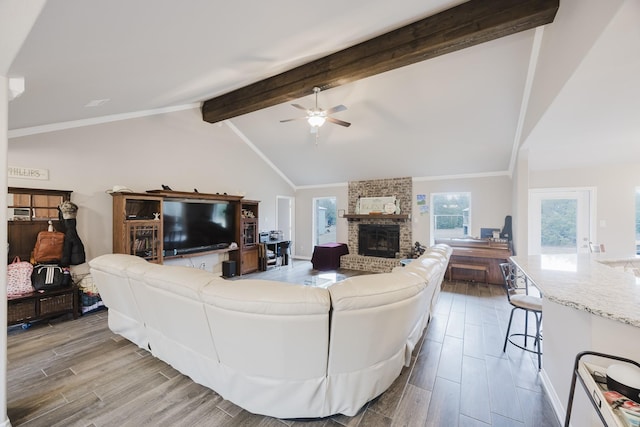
[280,87,351,134]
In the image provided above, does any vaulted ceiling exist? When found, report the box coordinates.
[6,0,639,187]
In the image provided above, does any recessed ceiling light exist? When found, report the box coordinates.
[84,98,110,107]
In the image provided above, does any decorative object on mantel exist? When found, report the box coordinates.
[394,199,401,215]
[383,202,396,214]
[355,196,361,214]
[358,196,397,215]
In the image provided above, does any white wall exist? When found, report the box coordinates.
[8,108,295,261]
[529,163,640,256]
[412,175,513,245]
[294,174,513,259]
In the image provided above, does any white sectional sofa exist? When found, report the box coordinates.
[89,244,452,418]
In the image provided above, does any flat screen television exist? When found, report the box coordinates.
[162,199,237,256]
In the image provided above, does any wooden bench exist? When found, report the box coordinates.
[448,263,488,284]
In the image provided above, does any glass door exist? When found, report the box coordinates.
[313,197,336,246]
[529,189,594,255]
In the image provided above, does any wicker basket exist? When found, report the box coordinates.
[40,293,75,316]
[8,300,37,323]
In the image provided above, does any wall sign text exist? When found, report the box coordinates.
[8,166,49,180]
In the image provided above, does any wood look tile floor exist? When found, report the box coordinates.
[6,261,561,427]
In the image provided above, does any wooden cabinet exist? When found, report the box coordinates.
[111,190,251,275]
[112,193,163,263]
[240,200,259,274]
[7,187,72,263]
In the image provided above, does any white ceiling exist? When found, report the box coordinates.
[6,0,639,187]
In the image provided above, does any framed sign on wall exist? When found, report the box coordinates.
[357,196,396,214]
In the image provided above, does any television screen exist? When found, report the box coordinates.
[163,200,236,255]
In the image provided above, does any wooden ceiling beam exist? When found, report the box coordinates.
[202,0,559,124]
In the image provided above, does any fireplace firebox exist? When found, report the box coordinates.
[358,224,400,258]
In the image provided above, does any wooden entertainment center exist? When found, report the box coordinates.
[111,190,259,276]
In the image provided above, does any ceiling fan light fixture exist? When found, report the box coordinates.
[307,115,326,127]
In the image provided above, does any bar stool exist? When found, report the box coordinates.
[499,262,543,370]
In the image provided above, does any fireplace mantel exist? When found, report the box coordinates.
[344,214,409,221]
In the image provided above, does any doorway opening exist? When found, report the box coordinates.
[313,197,336,246]
[528,188,595,255]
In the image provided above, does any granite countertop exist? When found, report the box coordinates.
[510,254,640,328]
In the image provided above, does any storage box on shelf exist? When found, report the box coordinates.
[7,286,79,326]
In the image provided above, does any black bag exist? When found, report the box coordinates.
[31,264,70,291]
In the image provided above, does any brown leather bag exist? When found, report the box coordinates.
[33,231,65,263]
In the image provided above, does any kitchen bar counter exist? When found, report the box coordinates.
[510,254,640,327]
[509,253,640,426]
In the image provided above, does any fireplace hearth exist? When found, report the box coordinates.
[358,224,400,259]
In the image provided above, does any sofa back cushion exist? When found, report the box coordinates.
[89,253,151,317]
[403,257,441,283]
[201,279,331,380]
[89,254,153,348]
[327,272,428,374]
[136,265,222,361]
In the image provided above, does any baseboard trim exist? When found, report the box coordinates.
[539,368,566,426]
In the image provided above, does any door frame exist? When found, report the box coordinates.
[276,195,294,252]
[528,187,597,255]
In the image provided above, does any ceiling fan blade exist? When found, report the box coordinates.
[291,104,309,111]
[326,116,351,127]
[280,117,306,123]
[325,104,347,115]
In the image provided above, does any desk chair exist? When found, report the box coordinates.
[500,262,543,370]
[279,241,292,267]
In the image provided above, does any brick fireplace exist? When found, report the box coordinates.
[340,177,412,272]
